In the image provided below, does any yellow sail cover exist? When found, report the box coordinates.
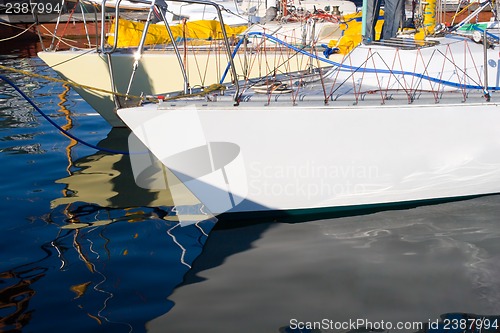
[328,11,385,54]
[107,19,248,48]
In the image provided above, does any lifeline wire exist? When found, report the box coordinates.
[220,32,492,91]
[0,74,131,155]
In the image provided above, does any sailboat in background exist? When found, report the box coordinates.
[117,0,500,222]
[37,0,355,126]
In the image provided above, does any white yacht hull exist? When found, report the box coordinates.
[118,102,500,216]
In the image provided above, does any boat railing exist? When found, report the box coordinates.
[99,0,125,54]
[41,0,337,93]
[114,0,240,102]
[226,27,500,108]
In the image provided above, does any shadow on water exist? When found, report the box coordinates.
[182,193,497,286]
[147,192,500,332]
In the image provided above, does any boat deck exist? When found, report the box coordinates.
[367,37,440,49]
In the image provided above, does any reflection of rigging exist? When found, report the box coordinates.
[0,269,41,331]
[51,85,128,328]
[0,78,76,332]
[46,101,215,329]
[48,205,215,331]
[0,238,55,331]
[57,82,77,177]
[56,82,79,223]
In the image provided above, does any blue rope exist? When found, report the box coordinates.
[0,74,131,155]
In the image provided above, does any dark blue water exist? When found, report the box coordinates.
[1,43,500,333]
[0,48,216,332]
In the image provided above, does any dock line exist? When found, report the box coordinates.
[0,74,132,155]
[0,64,156,103]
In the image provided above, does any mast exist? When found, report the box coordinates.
[361,0,368,40]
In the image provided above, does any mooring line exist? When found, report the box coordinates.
[0,74,132,155]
